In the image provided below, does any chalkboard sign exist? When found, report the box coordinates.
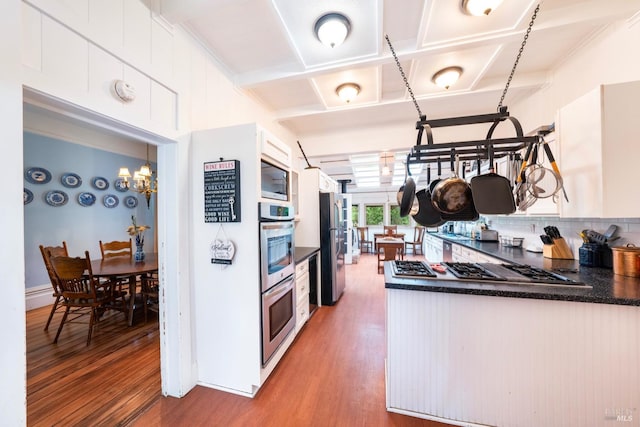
[204,160,241,223]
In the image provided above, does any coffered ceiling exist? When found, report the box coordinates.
[150,0,640,192]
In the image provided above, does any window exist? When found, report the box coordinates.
[365,205,383,226]
[390,205,410,226]
[351,205,359,227]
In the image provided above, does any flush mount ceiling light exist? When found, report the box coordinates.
[314,13,351,48]
[336,83,361,103]
[461,0,504,16]
[431,66,463,90]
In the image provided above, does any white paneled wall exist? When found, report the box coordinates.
[387,289,640,426]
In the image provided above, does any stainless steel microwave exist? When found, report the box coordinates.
[261,159,289,201]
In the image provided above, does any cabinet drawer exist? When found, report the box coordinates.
[295,296,309,333]
[296,272,309,305]
[295,260,309,276]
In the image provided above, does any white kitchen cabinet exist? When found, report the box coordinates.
[295,168,338,247]
[557,81,640,218]
[424,233,443,262]
[261,130,292,169]
[291,170,300,219]
[452,243,475,263]
[295,259,310,333]
[475,251,503,264]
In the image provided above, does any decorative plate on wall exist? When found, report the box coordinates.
[103,194,119,208]
[78,192,96,207]
[114,178,129,192]
[24,188,34,205]
[25,167,52,184]
[45,190,69,207]
[61,172,82,188]
[92,176,109,190]
[124,195,138,208]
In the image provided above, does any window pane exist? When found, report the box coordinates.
[390,205,410,225]
[352,205,359,227]
[365,205,383,225]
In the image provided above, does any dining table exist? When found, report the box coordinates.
[91,253,158,326]
[373,233,405,252]
[376,238,405,260]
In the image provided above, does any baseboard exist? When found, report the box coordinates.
[26,283,54,311]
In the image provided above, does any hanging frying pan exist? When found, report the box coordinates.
[397,154,416,217]
[412,165,445,227]
[431,150,472,214]
[470,145,516,214]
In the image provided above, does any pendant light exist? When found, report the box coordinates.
[118,144,158,208]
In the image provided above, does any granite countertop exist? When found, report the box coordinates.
[385,232,640,307]
[294,246,320,264]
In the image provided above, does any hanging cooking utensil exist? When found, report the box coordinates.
[470,144,516,214]
[397,153,416,217]
[539,135,569,202]
[515,142,535,210]
[429,157,442,194]
[525,138,561,199]
[431,150,472,214]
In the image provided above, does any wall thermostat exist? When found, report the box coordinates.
[114,80,136,102]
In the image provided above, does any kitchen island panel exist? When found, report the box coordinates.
[386,288,640,427]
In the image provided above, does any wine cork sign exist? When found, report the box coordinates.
[204,160,241,223]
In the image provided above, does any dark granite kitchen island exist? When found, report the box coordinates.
[384,237,640,427]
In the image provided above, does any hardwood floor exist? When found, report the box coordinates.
[27,305,161,426]
[27,250,450,426]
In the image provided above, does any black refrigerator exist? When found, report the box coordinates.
[319,192,346,305]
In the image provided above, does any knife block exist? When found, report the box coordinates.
[543,238,574,259]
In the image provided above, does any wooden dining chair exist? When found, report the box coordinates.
[99,239,132,259]
[405,226,426,255]
[141,274,159,323]
[383,225,398,236]
[50,251,128,346]
[99,238,135,299]
[357,227,372,253]
[39,242,69,331]
[377,242,403,274]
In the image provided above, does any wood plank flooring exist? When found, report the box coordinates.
[27,251,450,426]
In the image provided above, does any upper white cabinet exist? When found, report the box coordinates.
[557,81,640,218]
[261,130,292,169]
[295,168,338,247]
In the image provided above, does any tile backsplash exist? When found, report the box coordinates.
[478,216,640,259]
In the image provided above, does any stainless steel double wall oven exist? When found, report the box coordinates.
[259,202,295,365]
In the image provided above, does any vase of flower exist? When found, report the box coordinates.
[135,239,145,262]
[128,215,149,263]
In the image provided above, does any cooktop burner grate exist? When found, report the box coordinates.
[500,264,583,284]
[442,262,507,281]
[393,260,437,278]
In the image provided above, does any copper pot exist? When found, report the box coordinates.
[611,244,640,277]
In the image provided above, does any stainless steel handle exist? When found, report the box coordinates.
[261,223,294,230]
[264,276,294,297]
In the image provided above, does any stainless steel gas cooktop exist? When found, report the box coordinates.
[392,261,591,288]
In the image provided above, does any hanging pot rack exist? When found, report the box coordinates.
[385,4,542,171]
[407,106,540,167]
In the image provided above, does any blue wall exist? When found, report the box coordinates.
[24,132,156,289]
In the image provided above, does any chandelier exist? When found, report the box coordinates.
[118,144,158,208]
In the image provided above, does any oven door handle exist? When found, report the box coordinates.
[261,222,294,230]
[263,275,295,297]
